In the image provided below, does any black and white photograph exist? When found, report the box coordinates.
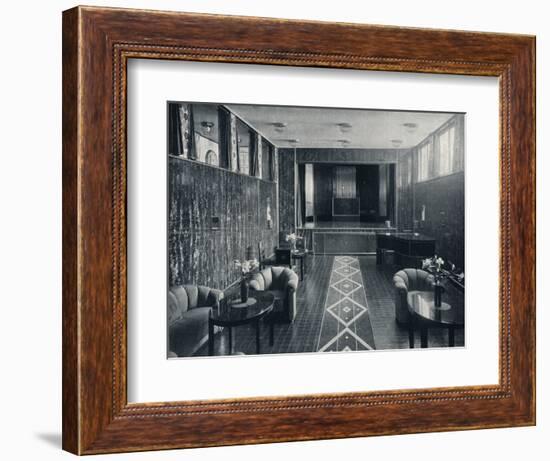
[2,0,543,458]
[167,102,466,358]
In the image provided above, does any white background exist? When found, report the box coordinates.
[0,0,547,460]
[128,60,499,402]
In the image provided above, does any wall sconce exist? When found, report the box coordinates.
[201,121,214,134]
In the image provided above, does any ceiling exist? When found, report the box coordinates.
[225,104,457,149]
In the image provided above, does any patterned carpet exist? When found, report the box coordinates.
[317,256,376,352]
[192,255,463,357]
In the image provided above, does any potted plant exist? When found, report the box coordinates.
[285,232,303,252]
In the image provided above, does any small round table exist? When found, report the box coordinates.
[208,291,274,356]
[407,291,464,348]
[291,249,308,280]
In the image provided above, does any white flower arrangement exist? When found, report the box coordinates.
[285,232,303,243]
[422,255,465,283]
[234,258,259,276]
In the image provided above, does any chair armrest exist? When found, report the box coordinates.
[393,281,409,309]
[286,277,298,292]
[248,277,262,291]
[206,288,224,308]
[393,280,408,293]
[286,287,297,322]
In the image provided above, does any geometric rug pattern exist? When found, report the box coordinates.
[317,256,376,352]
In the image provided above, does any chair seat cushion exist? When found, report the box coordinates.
[270,289,286,301]
[169,307,211,357]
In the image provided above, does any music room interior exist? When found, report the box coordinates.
[167,102,465,358]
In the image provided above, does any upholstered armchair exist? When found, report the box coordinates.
[168,285,224,357]
[248,266,299,322]
[393,269,434,325]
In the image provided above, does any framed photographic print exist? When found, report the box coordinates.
[62,6,535,455]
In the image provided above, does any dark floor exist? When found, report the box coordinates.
[194,254,464,356]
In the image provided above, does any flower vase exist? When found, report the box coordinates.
[290,241,297,252]
[434,282,444,307]
[240,278,249,303]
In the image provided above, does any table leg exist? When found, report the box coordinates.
[256,318,261,354]
[420,326,428,348]
[408,324,415,348]
[449,326,455,347]
[208,319,214,356]
[228,326,233,355]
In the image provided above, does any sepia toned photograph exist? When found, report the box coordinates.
[167,102,465,358]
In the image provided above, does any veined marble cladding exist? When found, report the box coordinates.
[296,148,400,164]
[414,172,465,269]
[169,157,278,290]
[278,148,296,242]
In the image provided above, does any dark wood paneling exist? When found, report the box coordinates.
[414,172,465,268]
[333,166,356,198]
[313,164,332,221]
[169,158,278,290]
[278,148,295,241]
[314,164,386,222]
[297,148,400,163]
[357,165,379,219]
[397,150,414,230]
[396,118,465,269]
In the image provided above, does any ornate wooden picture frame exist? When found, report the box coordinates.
[62,6,535,455]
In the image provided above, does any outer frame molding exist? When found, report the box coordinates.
[62,5,535,455]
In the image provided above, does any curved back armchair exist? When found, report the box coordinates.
[249,266,299,322]
[393,269,434,324]
[168,284,223,357]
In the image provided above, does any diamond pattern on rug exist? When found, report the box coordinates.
[332,278,361,296]
[327,297,367,327]
[317,256,376,352]
[334,263,359,275]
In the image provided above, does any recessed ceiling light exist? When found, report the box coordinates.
[288,139,300,145]
[391,139,403,147]
[403,122,418,133]
[337,139,351,146]
[273,122,287,133]
[337,122,353,133]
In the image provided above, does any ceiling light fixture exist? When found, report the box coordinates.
[391,139,403,148]
[273,122,287,133]
[403,122,418,133]
[337,139,351,146]
[288,139,300,145]
[337,122,353,133]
